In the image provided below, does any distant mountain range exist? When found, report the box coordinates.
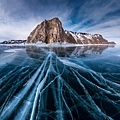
[1,40,26,44]
[27,18,115,44]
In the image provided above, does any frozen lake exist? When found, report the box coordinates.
[0,44,120,120]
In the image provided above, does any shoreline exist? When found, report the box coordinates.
[0,43,116,47]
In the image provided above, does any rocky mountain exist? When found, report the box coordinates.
[65,31,115,44]
[27,18,115,44]
[27,18,75,44]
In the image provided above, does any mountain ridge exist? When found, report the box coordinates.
[27,18,115,44]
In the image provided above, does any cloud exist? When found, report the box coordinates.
[0,0,73,41]
[78,0,120,22]
[0,0,72,21]
[0,0,120,43]
[64,0,120,43]
[0,18,42,41]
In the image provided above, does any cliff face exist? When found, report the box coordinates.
[27,18,115,44]
[27,18,76,43]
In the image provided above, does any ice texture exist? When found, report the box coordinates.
[0,45,120,120]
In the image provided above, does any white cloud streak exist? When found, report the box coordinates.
[0,0,72,41]
[0,0,120,44]
[64,0,120,43]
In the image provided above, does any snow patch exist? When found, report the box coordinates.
[84,34,92,39]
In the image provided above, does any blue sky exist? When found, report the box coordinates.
[0,0,120,43]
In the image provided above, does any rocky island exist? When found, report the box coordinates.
[27,17,115,44]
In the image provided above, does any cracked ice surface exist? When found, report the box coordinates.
[0,45,120,120]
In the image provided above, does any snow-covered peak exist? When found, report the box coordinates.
[65,30,111,44]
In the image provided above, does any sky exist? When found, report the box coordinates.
[0,0,120,43]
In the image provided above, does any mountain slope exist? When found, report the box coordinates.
[27,18,115,44]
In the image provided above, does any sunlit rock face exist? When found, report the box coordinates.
[27,18,115,44]
[27,18,76,44]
